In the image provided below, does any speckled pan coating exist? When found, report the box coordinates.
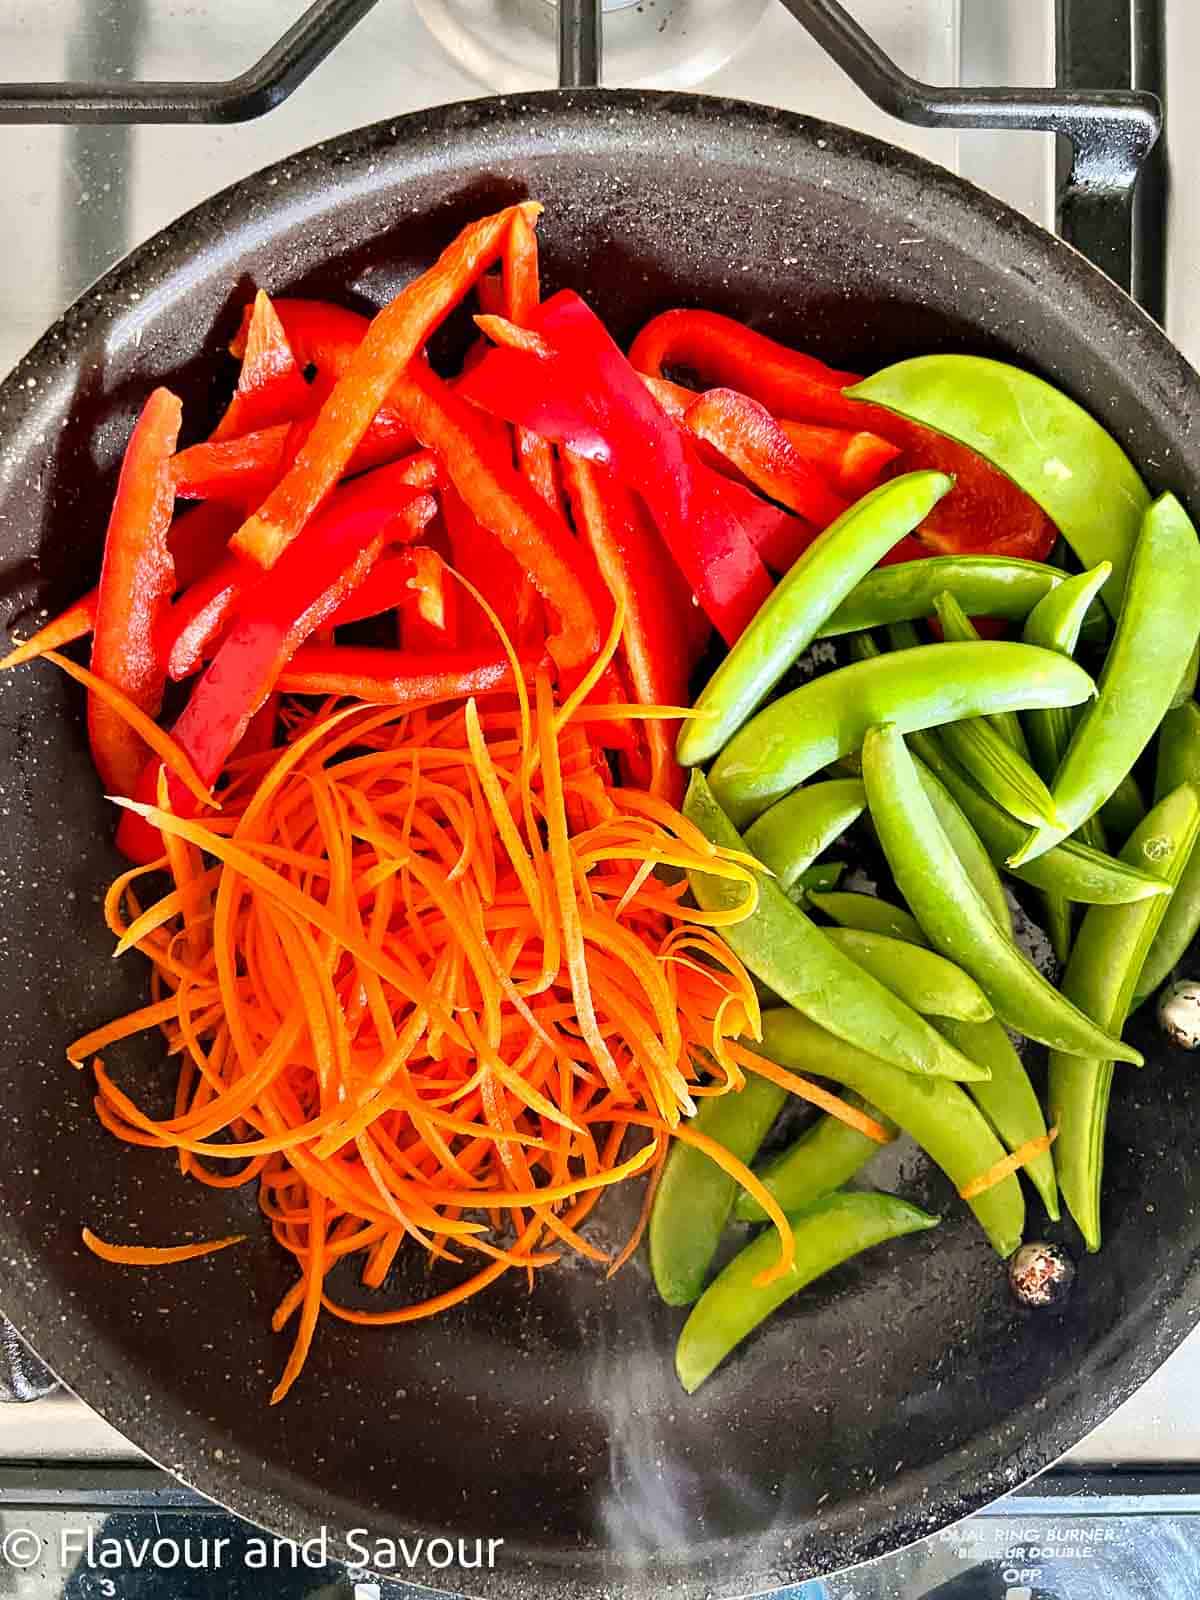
[1,89,1199,1600]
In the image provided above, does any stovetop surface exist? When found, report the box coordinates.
[3,1,1200,1593]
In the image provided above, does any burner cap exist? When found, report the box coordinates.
[413,0,770,91]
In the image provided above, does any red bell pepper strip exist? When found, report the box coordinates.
[166,464,438,679]
[649,370,901,505]
[172,413,431,508]
[164,476,429,814]
[0,501,239,672]
[170,501,245,585]
[476,270,506,318]
[389,525,463,652]
[561,453,693,805]
[274,644,525,704]
[115,760,173,863]
[498,207,557,650]
[172,424,291,506]
[231,297,423,464]
[456,236,554,640]
[231,296,370,373]
[287,404,420,478]
[279,376,419,477]
[211,290,311,442]
[232,202,540,571]
[88,388,182,795]
[777,419,902,498]
[461,291,780,644]
[234,693,280,760]
[628,308,866,427]
[750,515,821,576]
[323,546,450,633]
[637,373,695,420]
[395,548,455,645]
[474,315,551,358]
[164,559,244,680]
[389,362,608,676]
[629,308,1055,559]
[683,388,850,527]
[872,423,1057,564]
[440,482,538,650]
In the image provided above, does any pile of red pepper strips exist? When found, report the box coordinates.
[0,205,1066,1396]
[4,200,1053,843]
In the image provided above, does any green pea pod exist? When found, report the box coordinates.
[935,1017,1059,1220]
[1021,563,1116,963]
[892,614,1060,947]
[649,1074,786,1306]
[846,629,884,665]
[743,778,866,896]
[898,609,1065,827]
[885,619,923,652]
[1172,639,1200,709]
[855,628,1050,941]
[933,591,1031,758]
[1133,704,1200,1006]
[752,1007,1025,1256]
[1078,812,1109,852]
[679,471,953,766]
[814,878,1061,1218]
[1023,561,1114,659]
[1041,897,1074,969]
[683,773,985,1081]
[824,928,993,1022]
[1098,772,1148,848]
[747,926,984,1020]
[847,353,1151,614]
[1012,494,1200,866]
[1049,781,1200,1249]
[914,759,1012,936]
[906,730,1171,906]
[676,1188,938,1392]
[861,724,1141,1063]
[1021,562,1114,782]
[1156,701,1200,800]
[733,1093,896,1222]
[808,890,927,945]
[708,642,1095,828]
[814,881,1058,1215]
[817,556,1105,639]
[1131,846,1200,1005]
[938,716,1060,828]
[798,861,845,893]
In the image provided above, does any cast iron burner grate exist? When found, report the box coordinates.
[0,0,1166,1407]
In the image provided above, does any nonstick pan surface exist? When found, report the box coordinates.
[1,90,1199,1599]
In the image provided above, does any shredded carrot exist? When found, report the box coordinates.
[0,594,96,670]
[81,1227,245,1265]
[617,1109,795,1287]
[69,587,764,1400]
[727,1043,894,1144]
[571,703,707,721]
[40,651,215,809]
[959,1127,1059,1200]
[607,1141,666,1278]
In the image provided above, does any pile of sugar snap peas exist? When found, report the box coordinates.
[649,352,1200,1393]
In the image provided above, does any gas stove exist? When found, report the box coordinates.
[1,2,1199,1596]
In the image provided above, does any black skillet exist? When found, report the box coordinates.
[1,90,1199,1599]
